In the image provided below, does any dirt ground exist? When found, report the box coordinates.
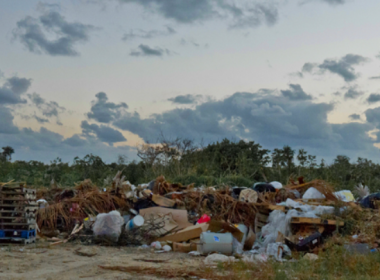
[0,241,206,280]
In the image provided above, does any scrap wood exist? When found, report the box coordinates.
[291,217,344,226]
[0,180,15,187]
[50,224,83,246]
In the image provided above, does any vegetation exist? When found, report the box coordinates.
[1,138,380,192]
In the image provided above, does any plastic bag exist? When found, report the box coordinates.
[233,237,244,255]
[334,190,355,202]
[270,181,283,190]
[266,242,291,261]
[203,254,235,265]
[92,210,124,242]
[302,187,325,199]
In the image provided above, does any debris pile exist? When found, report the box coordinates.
[3,173,380,263]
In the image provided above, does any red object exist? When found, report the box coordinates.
[197,214,211,224]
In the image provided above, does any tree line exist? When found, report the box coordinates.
[1,139,379,192]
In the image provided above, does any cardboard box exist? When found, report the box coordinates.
[157,223,209,243]
[140,207,193,230]
[207,221,244,242]
[173,242,197,253]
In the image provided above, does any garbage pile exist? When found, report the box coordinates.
[31,173,380,261]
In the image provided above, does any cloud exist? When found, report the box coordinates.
[121,0,216,23]
[320,0,347,4]
[121,0,279,29]
[111,88,379,161]
[5,77,32,95]
[168,94,202,104]
[122,26,176,41]
[300,0,348,5]
[280,84,312,101]
[0,76,31,105]
[130,44,175,57]
[62,134,87,147]
[367,93,380,104]
[34,115,49,124]
[302,54,369,82]
[349,114,361,120]
[81,120,126,145]
[344,87,363,100]
[180,38,201,47]
[0,106,19,134]
[13,10,96,56]
[0,79,136,163]
[369,76,380,80]
[87,92,128,123]
[0,125,135,163]
[28,93,65,118]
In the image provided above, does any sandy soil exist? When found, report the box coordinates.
[0,241,205,280]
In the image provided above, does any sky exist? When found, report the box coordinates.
[1,0,380,164]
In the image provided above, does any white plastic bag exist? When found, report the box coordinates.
[270,181,283,190]
[266,242,291,261]
[203,254,235,265]
[233,237,244,255]
[334,190,355,202]
[302,187,325,199]
[92,210,124,242]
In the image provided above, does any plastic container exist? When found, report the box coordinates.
[199,232,233,255]
[125,215,144,231]
[197,214,211,224]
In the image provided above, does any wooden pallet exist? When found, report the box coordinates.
[0,237,36,245]
[0,185,38,239]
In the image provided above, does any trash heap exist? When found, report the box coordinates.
[12,173,380,261]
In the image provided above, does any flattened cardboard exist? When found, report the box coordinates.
[140,207,193,230]
[146,214,179,237]
[152,195,176,208]
[157,223,209,243]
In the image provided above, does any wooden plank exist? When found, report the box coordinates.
[0,223,36,226]
[291,217,344,226]
[0,204,28,208]
[0,198,36,201]
[0,192,24,195]
[267,205,286,211]
[0,210,27,213]
[0,237,36,245]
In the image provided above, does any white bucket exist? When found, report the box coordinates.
[125,215,144,231]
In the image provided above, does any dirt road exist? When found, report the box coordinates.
[0,242,205,280]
